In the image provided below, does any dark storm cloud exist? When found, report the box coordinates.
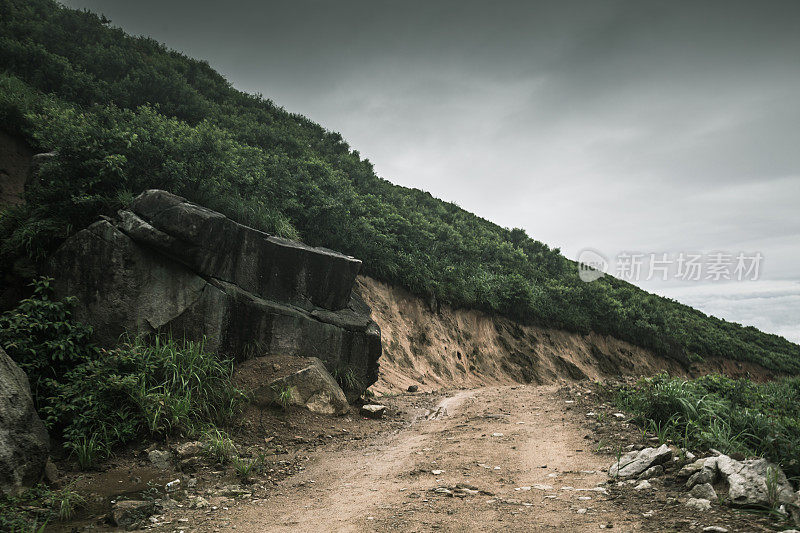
[61,0,800,341]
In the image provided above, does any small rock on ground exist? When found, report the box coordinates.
[685,497,712,512]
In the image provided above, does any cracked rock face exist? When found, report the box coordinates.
[50,190,381,400]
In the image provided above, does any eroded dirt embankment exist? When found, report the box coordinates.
[356,276,774,395]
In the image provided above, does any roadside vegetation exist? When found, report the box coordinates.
[0,278,244,467]
[0,0,798,373]
[0,482,87,532]
[0,278,245,528]
[615,373,800,481]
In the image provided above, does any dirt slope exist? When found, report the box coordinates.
[357,276,772,395]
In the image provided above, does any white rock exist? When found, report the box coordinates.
[634,480,651,491]
[690,483,718,501]
[608,444,673,479]
[360,404,387,419]
[702,527,728,532]
[638,465,664,480]
[148,450,172,470]
[685,497,712,511]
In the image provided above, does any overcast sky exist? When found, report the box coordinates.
[63,0,800,342]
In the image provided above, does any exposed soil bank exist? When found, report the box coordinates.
[356,276,775,395]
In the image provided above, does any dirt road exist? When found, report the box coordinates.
[208,385,642,532]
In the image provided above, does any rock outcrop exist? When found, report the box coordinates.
[50,190,381,400]
[0,347,50,497]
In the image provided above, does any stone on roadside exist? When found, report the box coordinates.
[685,497,712,511]
[360,404,387,419]
[175,441,204,460]
[189,496,210,509]
[638,465,664,480]
[685,454,795,508]
[690,483,718,501]
[608,444,672,479]
[634,480,652,491]
[110,500,155,528]
[717,456,795,508]
[407,385,419,393]
[254,357,350,416]
[148,449,172,470]
[43,459,59,487]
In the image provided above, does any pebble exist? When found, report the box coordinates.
[702,527,728,533]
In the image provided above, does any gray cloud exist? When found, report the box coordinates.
[63,0,800,341]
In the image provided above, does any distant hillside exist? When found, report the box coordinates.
[1,0,798,372]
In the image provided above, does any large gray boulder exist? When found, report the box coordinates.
[49,190,381,400]
[0,347,49,497]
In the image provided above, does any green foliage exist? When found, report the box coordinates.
[68,434,102,470]
[54,483,85,522]
[332,364,363,392]
[616,373,800,480]
[0,0,798,373]
[202,428,236,465]
[271,383,294,410]
[232,456,259,482]
[0,482,86,531]
[45,336,244,461]
[0,277,97,402]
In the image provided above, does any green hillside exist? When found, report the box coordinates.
[1,0,798,372]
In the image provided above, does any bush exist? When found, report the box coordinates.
[0,277,97,403]
[616,373,800,481]
[0,279,243,465]
[44,336,244,464]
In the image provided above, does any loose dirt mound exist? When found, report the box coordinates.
[357,276,774,395]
